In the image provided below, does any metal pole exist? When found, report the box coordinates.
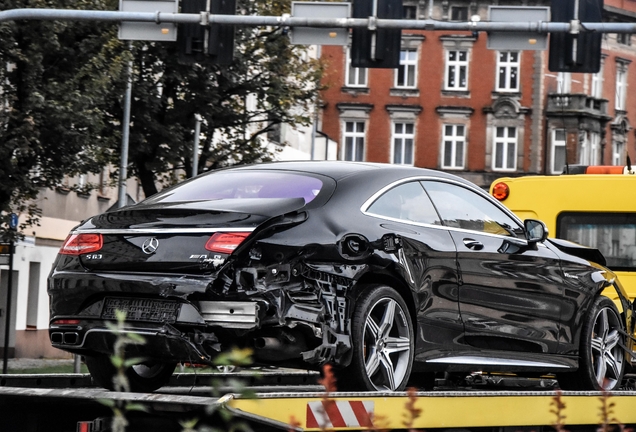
[2,241,14,374]
[193,114,202,177]
[310,109,317,160]
[310,46,321,161]
[118,41,133,208]
[73,354,81,373]
[1,9,634,33]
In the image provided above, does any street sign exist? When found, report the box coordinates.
[290,2,350,46]
[8,213,18,230]
[119,0,178,41]
[487,6,550,51]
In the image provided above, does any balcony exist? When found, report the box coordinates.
[546,93,610,120]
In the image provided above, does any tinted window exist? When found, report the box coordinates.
[144,171,324,205]
[557,212,636,271]
[367,181,441,225]
[422,181,523,237]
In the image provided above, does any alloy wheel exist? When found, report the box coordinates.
[362,297,412,391]
[590,306,624,390]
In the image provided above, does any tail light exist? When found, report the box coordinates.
[492,182,510,201]
[52,319,80,325]
[205,232,250,254]
[59,233,103,255]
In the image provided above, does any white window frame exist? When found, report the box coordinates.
[551,129,567,174]
[591,62,604,98]
[345,49,368,87]
[492,126,518,171]
[342,120,366,161]
[441,124,466,169]
[580,132,601,165]
[395,49,418,88]
[613,140,625,166]
[616,66,627,110]
[590,132,600,165]
[557,72,571,94]
[392,122,415,165]
[496,51,520,92]
[445,50,468,91]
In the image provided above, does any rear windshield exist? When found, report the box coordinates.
[144,171,325,205]
[557,212,636,271]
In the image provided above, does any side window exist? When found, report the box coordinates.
[367,182,441,225]
[422,181,523,237]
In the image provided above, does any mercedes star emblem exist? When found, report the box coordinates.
[141,237,159,255]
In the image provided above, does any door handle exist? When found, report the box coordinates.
[463,238,484,250]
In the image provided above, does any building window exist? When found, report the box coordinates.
[396,49,418,88]
[590,132,601,165]
[403,5,417,19]
[496,51,519,92]
[392,122,415,165]
[493,126,517,171]
[617,33,631,46]
[345,49,368,87]
[579,132,601,165]
[591,62,604,98]
[616,65,628,111]
[343,121,365,161]
[450,6,468,21]
[557,72,571,94]
[445,50,468,90]
[613,140,625,165]
[26,262,41,328]
[551,129,567,174]
[442,124,465,169]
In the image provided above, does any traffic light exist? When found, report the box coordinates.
[350,0,403,68]
[177,0,236,65]
[548,0,603,73]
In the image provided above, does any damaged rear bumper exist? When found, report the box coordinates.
[48,263,362,367]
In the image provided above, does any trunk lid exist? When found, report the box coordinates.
[76,198,305,274]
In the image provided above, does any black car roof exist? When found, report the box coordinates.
[231,160,464,183]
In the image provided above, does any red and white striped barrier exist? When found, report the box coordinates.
[306,400,375,428]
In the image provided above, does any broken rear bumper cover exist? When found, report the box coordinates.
[48,262,359,367]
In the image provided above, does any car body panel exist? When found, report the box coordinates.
[47,161,635,383]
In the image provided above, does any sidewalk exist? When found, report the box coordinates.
[3,357,77,372]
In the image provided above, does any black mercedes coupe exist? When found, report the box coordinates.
[48,161,635,392]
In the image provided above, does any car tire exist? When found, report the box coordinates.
[337,285,414,391]
[85,354,177,392]
[559,296,625,391]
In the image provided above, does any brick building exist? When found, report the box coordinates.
[319,0,636,188]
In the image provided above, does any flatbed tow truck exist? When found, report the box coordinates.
[2,370,636,431]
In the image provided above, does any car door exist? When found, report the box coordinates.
[422,180,566,355]
[363,180,463,355]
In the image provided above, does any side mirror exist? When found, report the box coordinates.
[525,219,549,244]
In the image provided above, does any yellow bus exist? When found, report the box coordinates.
[490,165,636,304]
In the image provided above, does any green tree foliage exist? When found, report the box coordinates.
[118,0,324,198]
[0,0,323,237]
[0,0,127,238]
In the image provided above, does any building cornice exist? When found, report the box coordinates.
[336,103,374,114]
